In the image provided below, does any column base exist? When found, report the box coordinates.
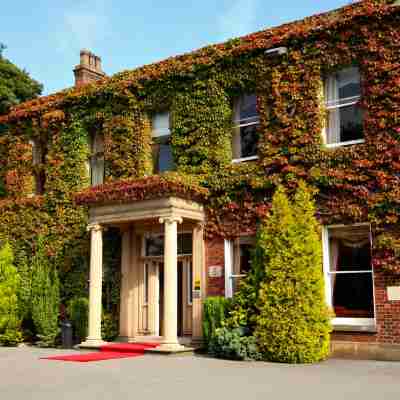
[158,342,185,351]
[146,342,194,355]
[79,338,107,349]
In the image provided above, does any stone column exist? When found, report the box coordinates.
[159,216,183,350]
[80,223,106,348]
[191,222,205,344]
[118,227,132,341]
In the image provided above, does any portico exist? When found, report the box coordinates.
[80,195,206,351]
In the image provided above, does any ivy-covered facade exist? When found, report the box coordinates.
[0,0,399,358]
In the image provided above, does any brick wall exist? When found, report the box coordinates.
[205,238,225,297]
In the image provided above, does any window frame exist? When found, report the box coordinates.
[322,67,365,148]
[151,112,174,173]
[322,223,376,331]
[231,94,260,163]
[224,236,255,298]
[29,138,46,195]
[89,133,105,186]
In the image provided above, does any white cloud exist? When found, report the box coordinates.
[54,0,109,53]
[218,0,258,41]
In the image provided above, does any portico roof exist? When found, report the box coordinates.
[75,174,208,225]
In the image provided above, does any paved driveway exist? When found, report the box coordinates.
[0,346,399,400]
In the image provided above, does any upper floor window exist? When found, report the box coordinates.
[90,133,104,186]
[152,112,174,173]
[323,67,364,147]
[232,94,260,162]
[30,138,45,195]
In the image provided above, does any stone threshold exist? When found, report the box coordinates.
[145,346,196,356]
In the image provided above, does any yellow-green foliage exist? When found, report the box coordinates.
[0,241,23,346]
[254,183,331,363]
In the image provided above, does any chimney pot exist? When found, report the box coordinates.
[74,49,105,87]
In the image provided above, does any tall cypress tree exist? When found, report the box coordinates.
[31,237,60,347]
[0,241,22,345]
[254,183,331,363]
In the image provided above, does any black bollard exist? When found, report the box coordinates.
[61,320,73,349]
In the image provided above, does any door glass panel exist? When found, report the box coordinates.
[145,233,192,256]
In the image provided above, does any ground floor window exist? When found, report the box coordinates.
[224,236,255,298]
[322,224,375,328]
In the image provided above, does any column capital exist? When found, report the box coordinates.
[87,223,103,233]
[159,216,183,225]
[194,221,205,231]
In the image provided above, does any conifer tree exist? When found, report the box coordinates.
[15,248,32,322]
[254,183,331,363]
[0,241,22,345]
[31,237,60,347]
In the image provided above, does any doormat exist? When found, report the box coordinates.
[41,342,160,363]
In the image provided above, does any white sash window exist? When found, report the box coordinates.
[322,224,375,331]
[152,112,174,173]
[90,133,105,186]
[323,67,364,147]
[232,94,260,162]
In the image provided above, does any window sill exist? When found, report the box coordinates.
[332,318,376,333]
[325,139,365,149]
[232,155,259,164]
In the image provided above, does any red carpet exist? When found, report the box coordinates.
[42,342,160,362]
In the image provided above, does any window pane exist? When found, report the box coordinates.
[145,235,164,256]
[339,103,363,142]
[239,94,258,121]
[91,157,104,186]
[152,112,170,137]
[328,226,371,272]
[178,233,192,255]
[159,143,174,172]
[240,244,253,274]
[337,67,361,99]
[240,124,258,158]
[331,273,374,318]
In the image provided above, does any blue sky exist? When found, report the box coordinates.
[2,0,351,95]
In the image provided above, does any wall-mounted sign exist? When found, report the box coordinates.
[209,265,223,278]
[193,290,201,299]
[387,286,400,301]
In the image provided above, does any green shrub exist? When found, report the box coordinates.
[0,241,23,346]
[209,327,261,361]
[68,297,88,342]
[101,313,118,342]
[31,237,60,347]
[254,183,331,363]
[15,248,32,322]
[202,296,230,348]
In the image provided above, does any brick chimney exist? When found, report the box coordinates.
[73,49,106,87]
